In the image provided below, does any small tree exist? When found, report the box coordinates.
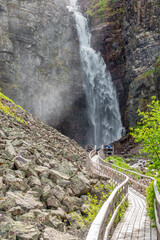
[131,96,160,172]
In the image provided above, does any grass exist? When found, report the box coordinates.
[105,156,130,169]
[71,183,115,227]
[0,91,26,124]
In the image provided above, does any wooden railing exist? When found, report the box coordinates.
[98,149,154,196]
[86,148,129,240]
[154,180,160,240]
[86,148,160,240]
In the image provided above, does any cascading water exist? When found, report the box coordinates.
[67,0,123,148]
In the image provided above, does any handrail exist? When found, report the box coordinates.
[86,147,160,240]
[86,148,129,240]
[98,149,154,196]
[98,149,160,239]
[154,181,160,240]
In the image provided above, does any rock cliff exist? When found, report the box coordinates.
[0,0,159,144]
[80,0,160,129]
[0,0,89,146]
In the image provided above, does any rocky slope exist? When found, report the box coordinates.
[0,94,104,239]
[80,0,160,129]
[0,0,89,146]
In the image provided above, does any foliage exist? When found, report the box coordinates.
[71,183,114,227]
[146,179,160,223]
[114,196,128,226]
[146,181,155,221]
[130,97,160,172]
[71,182,128,231]
[86,0,118,19]
[136,69,154,81]
[84,183,114,224]
[0,92,26,124]
[105,156,130,170]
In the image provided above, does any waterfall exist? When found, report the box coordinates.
[67,0,123,148]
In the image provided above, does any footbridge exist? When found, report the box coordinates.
[86,148,160,240]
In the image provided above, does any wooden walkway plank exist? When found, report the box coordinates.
[111,188,157,240]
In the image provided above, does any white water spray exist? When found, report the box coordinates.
[67,0,123,147]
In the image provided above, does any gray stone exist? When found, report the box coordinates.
[5,141,16,157]
[3,174,28,192]
[52,185,65,202]
[8,206,24,216]
[46,196,60,209]
[42,227,77,240]
[70,175,90,196]
[13,221,40,240]
[5,192,43,210]
[28,176,41,187]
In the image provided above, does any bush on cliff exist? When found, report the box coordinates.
[131,96,160,174]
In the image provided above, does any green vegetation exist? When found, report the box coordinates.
[0,92,26,124]
[72,183,114,227]
[131,96,160,173]
[136,69,154,81]
[105,156,130,169]
[114,195,128,226]
[71,182,128,230]
[146,181,155,221]
[83,183,114,224]
[86,0,118,19]
[146,180,160,222]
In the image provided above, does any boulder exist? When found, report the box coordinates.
[62,196,83,212]
[52,185,65,202]
[5,192,43,210]
[14,155,31,171]
[28,176,41,187]
[8,206,24,216]
[3,174,29,192]
[5,141,16,158]
[42,227,77,240]
[13,221,40,240]
[46,196,60,209]
[70,175,90,196]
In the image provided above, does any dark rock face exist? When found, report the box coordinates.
[0,0,159,144]
[80,0,160,129]
[0,0,88,146]
[123,0,160,127]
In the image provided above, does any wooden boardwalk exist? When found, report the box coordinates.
[111,188,157,240]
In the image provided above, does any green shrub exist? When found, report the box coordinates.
[71,183,114,227]
[131,97,160,173]
[105,156,130,170]
[146,181,155,221]
[0,92,26,124]
[114,196,128,226]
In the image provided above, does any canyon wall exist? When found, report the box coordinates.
[80,0,160,129]
[0,0,89,145]
[0,0,159,145]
